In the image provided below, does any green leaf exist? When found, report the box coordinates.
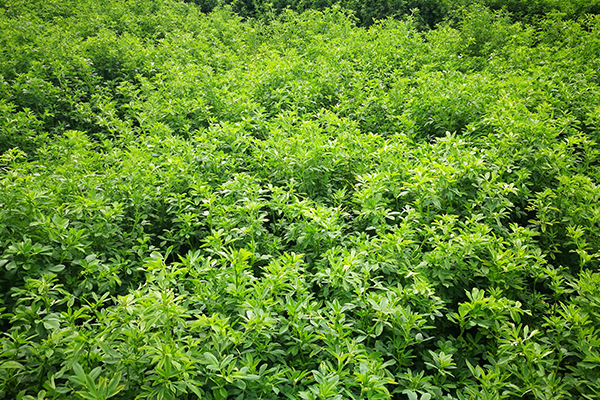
[203,352,220,368]
[107,373,124,397]
[1,361,25,370]
[374,323,383,337]
[77,390,97,400]
[43,314,60,330]
[221,354,234,369]
[219,387,228,398]
[187,383,204,398]
[89,367,102,380]
[233,380,246,390]
[72,363,87,386]
[85,375,98,398]
[47,264,66,272]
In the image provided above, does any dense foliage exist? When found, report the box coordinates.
[187,0,600,26]
[1,0,600,399]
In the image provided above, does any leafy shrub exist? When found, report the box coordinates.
[1,1,600,399]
